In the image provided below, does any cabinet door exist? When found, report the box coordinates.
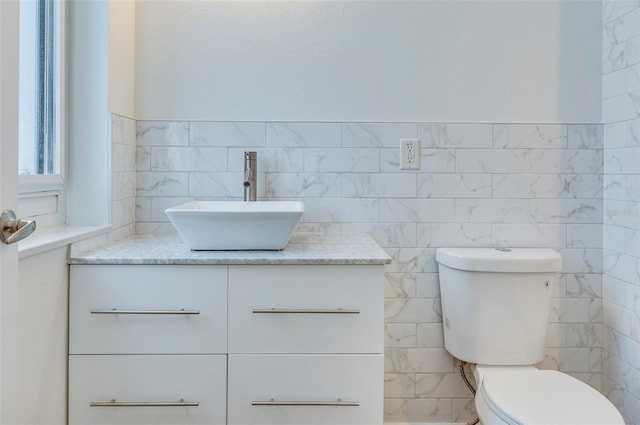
[228,265,384,353]
[69,265,227,354]
[69,355,226,425]
[228,354,383,425]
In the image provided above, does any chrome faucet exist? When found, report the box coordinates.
[243,151,257,201]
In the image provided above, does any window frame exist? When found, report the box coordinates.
[18,0,67,228]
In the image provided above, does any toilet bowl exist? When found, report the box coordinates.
[473,366,623,425]
[435,248,624,425]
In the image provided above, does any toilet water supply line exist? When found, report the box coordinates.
[458,360,480,425]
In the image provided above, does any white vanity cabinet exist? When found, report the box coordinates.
[69,265,228,354]
[228,265,383,354]
[69,355,227,425]
[227,265,384,425]
[228,354,383,425]
[68,265,228,425]
[68,234,388,425]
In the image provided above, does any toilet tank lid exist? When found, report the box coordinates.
[435,248,561,272]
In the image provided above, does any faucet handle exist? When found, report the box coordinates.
[243,152,258,201]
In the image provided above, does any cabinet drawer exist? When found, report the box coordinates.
[228,354,383,425]
[228,265,383,353]
[69,355,226,425]
[69,265,227,354]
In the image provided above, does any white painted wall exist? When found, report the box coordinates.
[67,0,136,227]
[67,0,111,226]
[17,248,68,425]
[109,0,135,119]
[135,0,602,123]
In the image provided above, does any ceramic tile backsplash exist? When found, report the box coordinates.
[602,1,640,424]
[110,114,136,241]
[134,120,603,423]
[267,122,341,148]
[191,121,265,147]
[136,121,189,146]
[493,124,568,149]
[344,123,417,148]
[419,123,492,148]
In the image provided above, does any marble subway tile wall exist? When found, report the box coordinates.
[135,121,603,423]
[602,1,640,424]
[110,114,137,241]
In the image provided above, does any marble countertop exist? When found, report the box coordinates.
[68,232,392,265]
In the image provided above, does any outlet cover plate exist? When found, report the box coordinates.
[400,138,420,170]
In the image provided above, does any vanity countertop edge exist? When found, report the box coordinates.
[67,232,392,265]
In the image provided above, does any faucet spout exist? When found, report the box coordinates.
[243,151,257,201]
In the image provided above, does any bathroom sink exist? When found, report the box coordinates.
[165,201,304,250]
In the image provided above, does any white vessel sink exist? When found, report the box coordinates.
[165,201,304,250]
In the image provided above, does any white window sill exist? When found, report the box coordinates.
[18,224,111,259]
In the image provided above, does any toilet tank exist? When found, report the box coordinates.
[436,248,562,366]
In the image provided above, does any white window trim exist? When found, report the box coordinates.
[19,174,65,193]
[18,0,67,228]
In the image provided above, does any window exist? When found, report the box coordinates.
[19,0,65,226]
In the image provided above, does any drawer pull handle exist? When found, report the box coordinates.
[90,308,200,315]
[252,308,360,314]
[252,398,359,407]
[90,398,199,407]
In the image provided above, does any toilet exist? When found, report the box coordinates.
[436,247,624,425]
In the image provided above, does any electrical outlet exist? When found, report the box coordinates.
[400,138,420,170]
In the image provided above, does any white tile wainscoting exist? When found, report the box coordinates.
[602,1,640,424]
[110,114,137,241]
[111,119,604,424]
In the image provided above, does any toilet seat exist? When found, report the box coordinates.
[478,368,624,425]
